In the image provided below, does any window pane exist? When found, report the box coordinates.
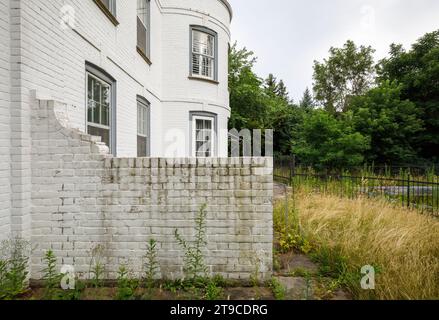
[137,99,149,156]
[101,0,116,14]
[137,0,149,56]
[93,103,100,125]
[101,104,109,126]
[192,54,200,75]
[192,31,201,53]
[137,135,147,157]
[202,57,213,78]
[196,119,203,130]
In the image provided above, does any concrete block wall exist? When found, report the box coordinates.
[30,99,273,280]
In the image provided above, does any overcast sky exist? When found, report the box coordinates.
[229,0,439,102]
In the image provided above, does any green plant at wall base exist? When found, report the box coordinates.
[0,238,31,299]
[42,249,62,299]
[174,204,209,280]
[204,280,223,300]
[269,278,287,300]
[116,265,139,300]
[61,279,86,301]
[89,244,105,288]
[143,239,159,290]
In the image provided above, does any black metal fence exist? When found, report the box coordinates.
[274,156,439,216]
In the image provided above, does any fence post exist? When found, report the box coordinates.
[289,156,295,186]
[407,174,411,209]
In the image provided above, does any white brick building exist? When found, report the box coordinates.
[0,0,232,237]
[0,0,274,280]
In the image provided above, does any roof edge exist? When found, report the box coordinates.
[218,0,233,21]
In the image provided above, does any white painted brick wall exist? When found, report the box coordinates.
[0,0,11,240]
[30,99,273,280]
[6,0,231,159]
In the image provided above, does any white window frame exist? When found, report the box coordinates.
[102,0,117,16]
[86,71,113,152]
[137,97,150,157]
[137,0,151,59]
[190,27,217,81]
[192,115,215,158]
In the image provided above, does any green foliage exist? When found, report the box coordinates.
[269,278,287,300]
[0,238,30,299]
[378,30,439,161]
[42,250,62,299]
[228,42,267,131]
[279,232,312,255]
[61,279,86,301]
[299,88,315,111]
[116,265,139,300]
[293,110,370,169]
[310,246,361,295]
[143,239,159,290]
[89,244,105,288]
[204,280,223,300]
[313,40,376,113]
[228,42,304,156]
[230,31,438,165]
[174,204,208,280]
[350,81,423,163]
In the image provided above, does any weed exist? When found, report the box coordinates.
[42,249,62,299]
[0,238,31,299]
[89,244,105,288]
[174,204,208,280]
[61,279,86,300]
[269,278,286,300]
[143,239,159,290]
[116,264,139,300]
[204,280,223,300]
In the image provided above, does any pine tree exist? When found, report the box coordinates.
[300,88,315,110]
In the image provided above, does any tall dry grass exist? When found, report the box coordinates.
[275,191,439,300]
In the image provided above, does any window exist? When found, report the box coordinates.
[190,27,217,81]
[137,97,150,157]
[94,0,118,25]
[191,113,217,158]
[101,0,116,14]
[86,64,116,154]
[137,0,151,62]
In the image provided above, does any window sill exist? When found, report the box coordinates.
[188,76,219,85]
[94,0,119,26]
[137,47,152,66]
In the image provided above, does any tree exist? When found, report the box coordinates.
[299,88,315,111]
[377,30,439,160]
[293,110,370,169]
[228,43,268,130]
[228,42,301,156]
[350,81,423,164]
[313,40,376,113]
[264,74,290,104]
